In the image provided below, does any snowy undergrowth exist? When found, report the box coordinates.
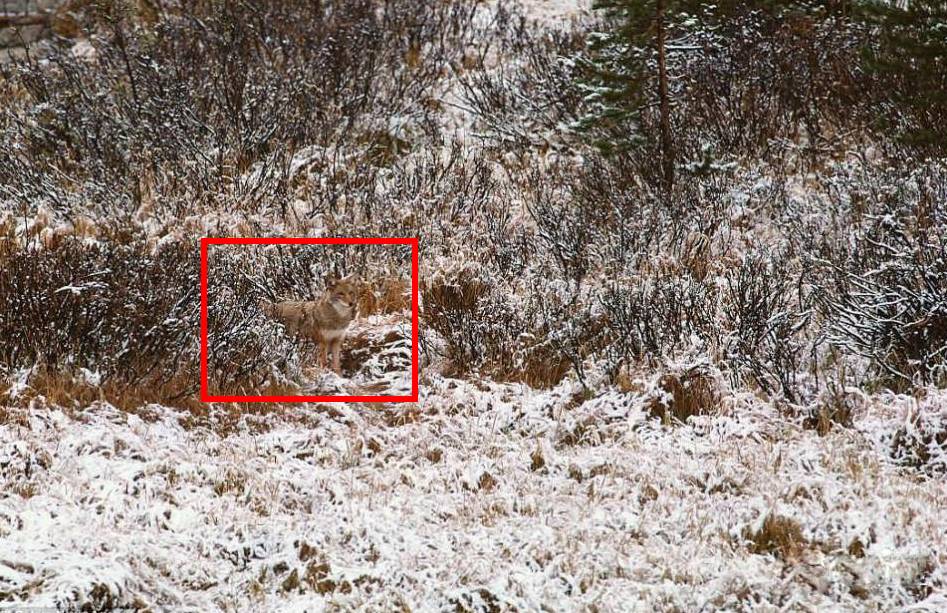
[2,380,944,611]
[289,314,413,398]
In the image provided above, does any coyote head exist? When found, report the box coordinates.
[326,273,359,314]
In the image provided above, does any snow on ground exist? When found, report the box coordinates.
[1,1,945,611]
[1,379,945,610]
[292,314,413,398]
[515,0,591,26]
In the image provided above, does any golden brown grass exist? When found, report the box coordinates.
[357,276,411,317]
[381,404,422,427]
[530,446,545,472]
[0,367,359,437]
[745,514,808,561]
[1,366,204,415]
[557,416,597,448]
[513,351,573,390]
[0,403,31,428]
[646,368,719,424]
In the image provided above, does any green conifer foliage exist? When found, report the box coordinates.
[860,1,947,152]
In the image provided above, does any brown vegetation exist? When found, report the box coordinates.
[745,514,808,562]
[646,368,719,424]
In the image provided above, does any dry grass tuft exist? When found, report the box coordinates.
[377,277,412,314]
[277,542,339,595]
[646,368,719,424]
[422,272,488,315]
[477,471,498,492]
[515,353,574,390]
[305,561,337,595]
[803,384,858,436]
[381,405,422,427]
[9,483,37,499]
[681,230,712,281]
[357,276,410,317]
[3,366,204,414]
[213,469,249,497]
[530,446,545,472]
[450,587,503,613]
[638,483,660,504]
[0,403,31,427]
[745,514,808,561]
[557,416,598,448]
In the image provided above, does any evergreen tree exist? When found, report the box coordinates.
[576,1,854,194]
[859,1,947,152]
[576,0,682,193]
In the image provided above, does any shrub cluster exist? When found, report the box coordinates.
[1,0,945,411]
[0,0,478,220]
[0,233,203,399]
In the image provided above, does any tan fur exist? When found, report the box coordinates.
[262,275,359,373]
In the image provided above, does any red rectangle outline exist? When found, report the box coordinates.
[200,237,419,403]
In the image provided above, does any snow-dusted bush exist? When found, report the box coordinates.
[422,269,579,387]
[679,8,874,162]
[0,235,308,402]
[816,178,947,389]
[0,235,200,392]
[456,4,586,152]
[599,271,718,369]
[723,251,810,401]
[0,0,479,220]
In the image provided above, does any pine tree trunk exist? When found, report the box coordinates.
[655,0,674,195]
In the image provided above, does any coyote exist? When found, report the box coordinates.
[262,274,359,374]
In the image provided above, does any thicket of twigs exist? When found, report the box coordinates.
[0,0,944,411]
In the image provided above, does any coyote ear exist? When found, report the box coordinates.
[325,273,339,288]
[340,273,357,283]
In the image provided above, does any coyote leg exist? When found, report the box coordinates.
[330,339,342,374]
[318,342,328,370]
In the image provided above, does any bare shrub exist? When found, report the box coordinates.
[816,196,947,389]
[0,234,333,403]
[422,269,580,388]
[0,0,478,221]
[679,9,874,165]
[456,3,586,152]
[0,234,201,398]
[599,271,718,371]
[366,145,497,255]
[723,251,810,402]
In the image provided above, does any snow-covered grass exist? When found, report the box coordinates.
[2,380,945,610]
[295,313,414,398]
